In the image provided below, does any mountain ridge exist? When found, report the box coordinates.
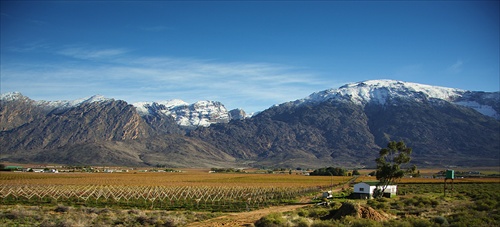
[1,79,499,168]
[3,79,498,124]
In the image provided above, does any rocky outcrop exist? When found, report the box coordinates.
[229,108,247,120]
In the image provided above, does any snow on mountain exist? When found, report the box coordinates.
[1,92,244,128]
[296,79,499,119]
[133,100,233,127]
[455,100,498,118]
[133,99,189,116]
[4,79,497,127]
[36,95,114,109]
[0,92,26,101]
[1,92,113,109]
[300,80,463,105]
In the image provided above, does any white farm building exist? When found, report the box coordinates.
[352,182,397,199]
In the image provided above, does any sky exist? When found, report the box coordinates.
[1,1,499,113]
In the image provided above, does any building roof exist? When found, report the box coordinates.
[356,181,397,187]
[358,181,380,186]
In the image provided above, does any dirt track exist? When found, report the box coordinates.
[186,204,309,227]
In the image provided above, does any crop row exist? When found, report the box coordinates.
[0,184,319,211]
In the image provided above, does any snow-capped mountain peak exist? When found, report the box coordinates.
[132,99,241,128]
[1,92,113,108]
[296,79,499,119]
[35,94,114,109]
[133,99,189,116]
[0,92,26,101]
[302,79,464,105]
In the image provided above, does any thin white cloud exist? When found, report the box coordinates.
[1,46,337,112]
[56,46,130,60]
[6,41,52,53]
[447,60,463,74]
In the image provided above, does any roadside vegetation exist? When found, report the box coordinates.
[255,182,499,227]
[1,205,219,227]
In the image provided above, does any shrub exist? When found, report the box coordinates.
[136,215,156,225]
[311,220,336,227]
[406,217,436,227]
[54,205,70,213]
[377,197,388,203]
[2,209,29,220]
[255,212,286,227]
[430,198,440,207]
[293,217,310,227]
[343,216,383,227]
[297,209,309,217]
[367,198,390,211]
[432,216,448,225]
[307,208,330,218]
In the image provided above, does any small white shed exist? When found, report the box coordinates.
[352,182,397,199]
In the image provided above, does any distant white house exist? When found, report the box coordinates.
[352,182,397,199]
[49,169,59,173]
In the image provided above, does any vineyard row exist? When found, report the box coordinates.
[0,184,320,211]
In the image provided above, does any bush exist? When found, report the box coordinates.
[343,216,382,227]
[307,208,329,218]
[54,205,70,213]
[292,217,310,227]
[311,220,336,227]
[407,217,437,227]
[401,196,439,208]
[255,212,286,227]
[367,198,389,211]
[432,216,448,225]
[297,209,309,217]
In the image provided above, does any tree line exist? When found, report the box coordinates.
[309,167,347,176]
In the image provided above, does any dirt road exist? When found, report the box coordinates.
[185,204,310,227]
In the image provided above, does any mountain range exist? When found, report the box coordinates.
[1,80,498,168]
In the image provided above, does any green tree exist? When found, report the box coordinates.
[310,167,346,176]
[352,169,360,175]
[374,140,416,198]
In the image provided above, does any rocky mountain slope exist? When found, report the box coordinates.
[0,94,233,167]
[1,80,498,168]
[189,80,499,167]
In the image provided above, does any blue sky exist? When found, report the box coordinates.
[1,1,499,113]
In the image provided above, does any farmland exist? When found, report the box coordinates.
[1,168,499,226]
[0,169,348,212]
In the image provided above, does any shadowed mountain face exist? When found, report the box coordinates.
[189,98,499,168]
[1,80,499,168]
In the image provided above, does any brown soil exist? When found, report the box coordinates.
[328,202,388,221]
[186,204,309,227]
